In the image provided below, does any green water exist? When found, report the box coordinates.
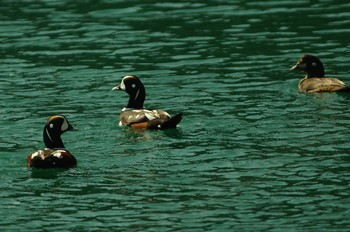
[1,0,350,231]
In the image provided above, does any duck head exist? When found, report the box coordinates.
[290,54,325,78]
[43,115,74,149]
[112,75,146,109]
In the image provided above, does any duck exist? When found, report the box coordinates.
[27,115,77,169]
[112,75,182,129]
[290,54,350,93]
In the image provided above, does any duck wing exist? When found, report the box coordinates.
[119,109,168,126]
[120,109,182,129]
[27,149,77,169]
[119,110,149,126]
[299,77,348,93]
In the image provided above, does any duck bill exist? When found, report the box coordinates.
[112,85,121,91]
[68,124,78,131]
[289,64,299,71]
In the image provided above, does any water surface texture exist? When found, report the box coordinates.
[1,0,350,231]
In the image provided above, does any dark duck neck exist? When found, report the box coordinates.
[43,124,65,149]
[306,61,325,78]
[126,80,146,109]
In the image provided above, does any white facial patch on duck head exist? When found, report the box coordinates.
[311,62,317,67]
[61,119,69,131]
[119,80,126,90]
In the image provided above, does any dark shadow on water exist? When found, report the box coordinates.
[162,127,183,139]
[28,168,69,179]
[337,91,350,98]
[119,126,183,139]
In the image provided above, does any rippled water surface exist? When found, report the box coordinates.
[1,0,350,231]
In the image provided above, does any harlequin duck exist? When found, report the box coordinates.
[27,115,77,169]
[290,54,350,93]
[112,75,182,129]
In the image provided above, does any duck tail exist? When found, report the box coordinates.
[162,113,183,129]
[339,86,350,92]
[144,113,183,129]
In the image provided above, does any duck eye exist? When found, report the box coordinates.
[312,62,317,67]
[131,84,136,88]
[50,124,54,129]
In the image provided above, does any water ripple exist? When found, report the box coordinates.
[1,0,350,231]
